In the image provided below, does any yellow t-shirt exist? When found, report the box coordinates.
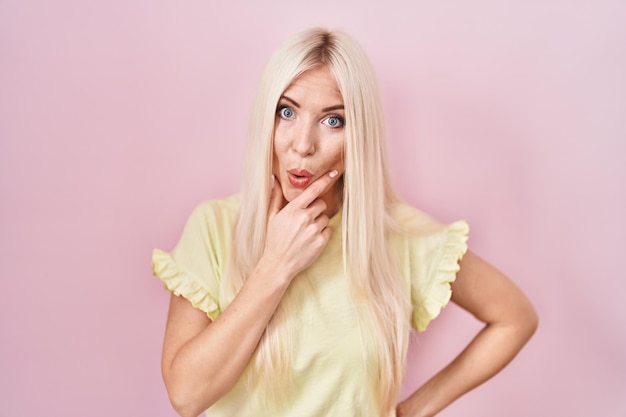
[152,194,468,417]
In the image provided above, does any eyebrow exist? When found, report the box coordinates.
[280,95,344,113]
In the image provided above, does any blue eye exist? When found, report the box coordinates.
[278,106,294,119]
[323,115,344,128]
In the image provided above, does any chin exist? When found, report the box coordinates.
[282,187,303,202]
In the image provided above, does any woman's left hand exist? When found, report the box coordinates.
[398,250,538,417]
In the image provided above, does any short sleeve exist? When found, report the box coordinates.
[151,197,238,321]
[408,220,469,332]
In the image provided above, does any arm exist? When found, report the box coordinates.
[161,172,338,417]
[162,260,292,417]
[397,250,538,417]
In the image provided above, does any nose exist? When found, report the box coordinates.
[291,123,316,157]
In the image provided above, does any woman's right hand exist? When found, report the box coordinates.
[262,171,338,280]
[160,170,340,417]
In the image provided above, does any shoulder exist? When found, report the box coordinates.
[389,202,470,331]
[389,201,469,249]
[191,194,241,219]
[389,202,448,236]
[186,194,241,230]
[172,194,241,251]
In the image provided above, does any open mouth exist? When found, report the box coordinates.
[287,169,313,188]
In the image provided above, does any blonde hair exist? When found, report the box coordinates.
[220,28,411,415]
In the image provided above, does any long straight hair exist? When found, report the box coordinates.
[220,28,411,415]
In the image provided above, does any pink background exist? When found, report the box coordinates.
[1,1,624,416]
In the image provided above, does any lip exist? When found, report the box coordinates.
[287,169,314,188]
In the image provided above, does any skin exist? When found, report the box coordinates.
[160,65,538,417]
[162,173,337,417]
[272,65,346,217]
[160,67,345,417]
[396,251,538,417]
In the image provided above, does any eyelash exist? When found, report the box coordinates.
[322,115,345,128]
[277,106,294,119]
[276,105,345,129]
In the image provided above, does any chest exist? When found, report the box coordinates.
[283,240,375,378]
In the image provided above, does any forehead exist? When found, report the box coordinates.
[282,66,343,105]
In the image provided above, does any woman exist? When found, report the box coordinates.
[152,28,538,417]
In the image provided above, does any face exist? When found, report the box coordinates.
[272,66,345,216]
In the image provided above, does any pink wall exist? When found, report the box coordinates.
[1,1,624,416]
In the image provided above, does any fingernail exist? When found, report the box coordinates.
[329,170,338,178]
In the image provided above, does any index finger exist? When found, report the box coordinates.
[293,170,339,208]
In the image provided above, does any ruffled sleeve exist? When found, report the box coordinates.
[410,220,469,331]
[152,248,221,320]
[151,196,239,321]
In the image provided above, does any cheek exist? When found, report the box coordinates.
[331,142,345,170]
[272,133,286,173]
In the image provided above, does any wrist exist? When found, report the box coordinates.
[396,391,436,417]
[255,255,293,288]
